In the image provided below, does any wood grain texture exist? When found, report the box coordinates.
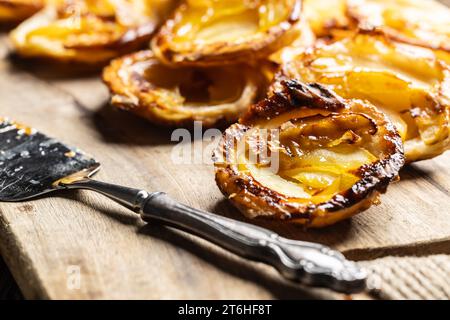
[0,1,450,299]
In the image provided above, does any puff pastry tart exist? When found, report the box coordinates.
[10,0,175,63]
[277,33,450,162]
[0,0,45,24]
[347,0,450,63]
[151,0,302,66]
[214,80,404,227]
[103,50,260,127]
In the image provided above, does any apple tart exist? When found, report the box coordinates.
[102,50,261,127]
[347,0,450,63]
[151,0,302,66]
[10,0,176,63]
[277,33,450,162]
[214,80,404,227]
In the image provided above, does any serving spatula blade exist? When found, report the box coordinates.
[0,118,99,201]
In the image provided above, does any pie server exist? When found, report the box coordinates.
[0,118,367,294]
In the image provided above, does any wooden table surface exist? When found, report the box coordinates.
[1,1,450,300]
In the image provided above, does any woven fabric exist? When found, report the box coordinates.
[360,255,450,300]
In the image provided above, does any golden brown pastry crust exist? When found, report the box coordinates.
[103,50,261,127]
[214,80,404,228]
[151,0,302,66]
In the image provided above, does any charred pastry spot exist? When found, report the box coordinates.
[214,79,405,228]
[301,0,355,38]
[241,82,349,124]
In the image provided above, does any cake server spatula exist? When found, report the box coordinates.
[0,118,367,294]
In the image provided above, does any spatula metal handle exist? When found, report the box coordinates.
[62,179,367,294]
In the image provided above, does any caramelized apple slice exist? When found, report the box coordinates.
[10,0,177,63]
[102,50,261,127]
[0,0,45,24]
[214,81,404,227]
[347,0,450,63]
[277,32,450,162]
[152,0,302,66]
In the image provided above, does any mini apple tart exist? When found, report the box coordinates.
[214,80,404,227]
[151,0,302,66]
[10,0,173,63]
[277,33,450,162]
[102,50,260,127]
[0,0,44,24]
[347,0,450,63]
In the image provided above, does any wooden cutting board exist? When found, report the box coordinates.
[0,26,449,298]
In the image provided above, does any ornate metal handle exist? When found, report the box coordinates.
[61,179,367,294]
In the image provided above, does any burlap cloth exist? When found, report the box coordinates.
[359,255,450,300]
